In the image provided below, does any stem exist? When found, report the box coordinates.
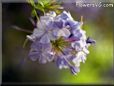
[81,16,83,23]
[59,49,73,67]
[12,25,32,33]
[43,9,46,15]
[80,16,83,28]
[34,9,40,21]
[23,38,29,48]
[63,55,73,67]
[28,0,40,21]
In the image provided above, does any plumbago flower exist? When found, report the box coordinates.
[27,11,96,75]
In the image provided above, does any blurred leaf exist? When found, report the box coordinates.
[38,0,51,6]
[28,0,63,17]
[27,0,35,7]
[31,9,39,20]
[35,3,45,13]
[31,9,36,17]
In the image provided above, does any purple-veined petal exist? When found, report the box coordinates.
[29,50,39,61]
[47,31,57,41]
[57,28,71,38]
[40,34,50,44]
[56,57,69,69]
[70,66,80,75]
[58,11,73,20]
[53,19,65,29]
[66,20,79,29]
[39,55,47,64]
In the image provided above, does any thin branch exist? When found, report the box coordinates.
[11,25,32,33]
[29,17,35,26]
[81,16,83,23]
[23,38,29,48]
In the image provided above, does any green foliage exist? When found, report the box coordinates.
[27,0,63,20]
[36,0,63,13]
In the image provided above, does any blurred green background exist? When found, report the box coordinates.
[2,2,114,84]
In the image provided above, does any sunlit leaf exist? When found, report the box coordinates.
[28,0,63,18]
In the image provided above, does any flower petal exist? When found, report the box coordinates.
[28,49,40,61]
[56,57,69,69]
[39,55,47,64]
[40,34,50,44]
[59,11,73,20]
[70,66,80,75]
[57,28,71,38]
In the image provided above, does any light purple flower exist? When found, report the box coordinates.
[27,23,58,44]
[26,11,96,75]
[28,39,54,63]
[27,11,72,43]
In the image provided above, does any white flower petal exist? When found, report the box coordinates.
[77,51,87,63]
[33,28,45,37]
[57,28,70,38]
[83,47,90,54]
[26,35,35,41]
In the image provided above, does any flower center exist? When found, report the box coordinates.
[51,37,70,54]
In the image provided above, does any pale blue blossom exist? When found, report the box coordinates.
[28,39,54,63]
[27,11,96,75]
[57,11,73,20]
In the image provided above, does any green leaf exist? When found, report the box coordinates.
[31,9,36,17]
[31,9,39,21]
[28,0,63,19]
[35,4,45,12]
[39,1,44,7]
[27,0,35,7]
[38,0,51,5]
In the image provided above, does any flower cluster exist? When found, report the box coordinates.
[27,11,95,75]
